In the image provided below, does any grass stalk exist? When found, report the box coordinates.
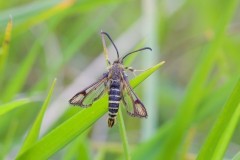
[18,78,57,154]
[118,107,131,160]
[158,0,239,158]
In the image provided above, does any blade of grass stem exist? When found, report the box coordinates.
[18,79,57,154]
[0,121,18,159]
[158,0,239,159]
[118,107,130,160]
[130,122,172,160]
[63,131,91,160]
[1,31,50,102]
[0,99,31,115]
[13,0,75,35]
[197,79,240,160]
[232,151,240,160]
[0,17,12,86]
[0,1,58,27]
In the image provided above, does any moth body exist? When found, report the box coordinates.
[69,31,152,127]
[108,63,123,127]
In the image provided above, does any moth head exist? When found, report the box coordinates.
[100,31,152,64]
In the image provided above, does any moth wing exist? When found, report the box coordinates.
[69,74,108,107]
[121,73,147,118]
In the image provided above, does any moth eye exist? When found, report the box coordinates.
[103,72,108,77]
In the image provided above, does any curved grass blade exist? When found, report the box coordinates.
[63,130,91,160]
[130,122,172,160]
[157,0,239,158]
[0,17,12,85]
[0,98,31,116]
[3,0,120,36]
[0,121,18,159]
[118,107,131,160]
[18,78,57,155]
[232,151,240,160]
[1,39,42,102]
[197,79,240,160]
[16,62,164,160]
[14,0,75,35]
[0,1,58,27]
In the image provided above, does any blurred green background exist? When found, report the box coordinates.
[1,0,240,159]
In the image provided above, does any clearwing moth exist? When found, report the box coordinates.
[69,31,152,127]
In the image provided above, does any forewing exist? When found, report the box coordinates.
[121,74,147,118]
[69,76,108,107]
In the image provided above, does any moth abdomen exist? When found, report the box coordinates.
[108,79,121,127]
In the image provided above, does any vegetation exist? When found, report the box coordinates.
[0,0,240,159]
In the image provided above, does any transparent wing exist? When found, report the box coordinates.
[121,73,147,118]
[69,74,108,107]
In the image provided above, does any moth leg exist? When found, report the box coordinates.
[100,30,111,67]
[124,66,146,77]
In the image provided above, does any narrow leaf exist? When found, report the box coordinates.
[16,62,164,160]
[14,0,75,35]
[232,151,240,160]
[0,98,31,115]
[1,39,42,102]
[131,122,172,160]
[118,107,131,160]
[63,131,91,160]
[0,17,12,83]
[158,0,239,158]
[18,78,57,154]
[0,121,18,159]
[197,79,240,160]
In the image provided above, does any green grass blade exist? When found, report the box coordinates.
[7,0,120,36]
[118,107,131,160]
[197,79,240,160]
[157,0,239,158]
[18,79,57,154]
[0,1,58,27]
[1,38,43,102]
[63,131,91,160]
[131,61,165,88]
[95,148,106,160]
[13,0,74,35]
[0,17,12,84]
[0,98,31,115]
[0,121,18,159]
[131,122,172,160]
[232,152,240,160]
[16,62,164,160]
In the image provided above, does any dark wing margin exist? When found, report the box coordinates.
[121,72,147,118]
[69,74,108,107]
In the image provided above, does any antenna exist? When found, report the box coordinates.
[101,31,120,59]
[121,47,152,62]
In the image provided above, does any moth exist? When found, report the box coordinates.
[69,31,152,127]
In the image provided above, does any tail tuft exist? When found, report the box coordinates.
[108,118,116,127]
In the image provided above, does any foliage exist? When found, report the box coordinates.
[0,0,240,159]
